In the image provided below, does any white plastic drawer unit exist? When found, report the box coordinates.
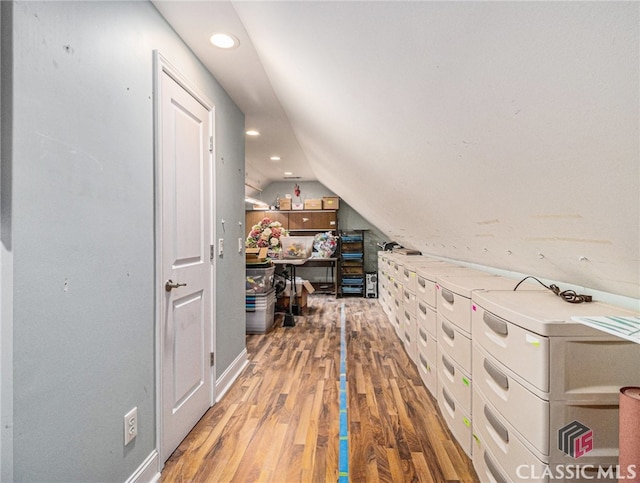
[392,278,403,301]
[473,343,549,453]
[417,324,437,363]
[415,264,488,308]
[392,296,402,317]
[473,389,547,483]
[402,288,417,315]
[402,310,417,361]
[391,260,402,279]
[438,345,472,412]
[416,274,437,308]
[435,274,524,334]
[472,299,551,392]
[417,299,437,337]
[413,262,463,306]
[472,446,511,483]
[393,313,402,338]
[471,290,640,394]
[437,312,472,374]
[401,266,417,292]
[417,350,437,397]
[438,379,472,457]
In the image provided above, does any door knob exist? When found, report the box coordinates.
[165,279,187,292]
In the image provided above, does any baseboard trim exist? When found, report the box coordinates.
[215,348,249,403]
[125,449,160,483]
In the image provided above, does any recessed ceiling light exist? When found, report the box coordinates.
[210,33,239,49]
[284,171,293,176]
[246,130,260,136]
[270,156,281,161]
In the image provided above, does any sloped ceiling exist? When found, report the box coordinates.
[154,1,639,300]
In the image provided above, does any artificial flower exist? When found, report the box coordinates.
[245,218,289,252]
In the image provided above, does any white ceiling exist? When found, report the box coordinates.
[153,1,639,300]
[152,0,316,192]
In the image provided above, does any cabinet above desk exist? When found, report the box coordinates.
[246,210,337,232]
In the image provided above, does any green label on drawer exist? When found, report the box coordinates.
[473,434,480,444]
[462,377,470,386]
[463,417,471,428]
[526,334,540,347]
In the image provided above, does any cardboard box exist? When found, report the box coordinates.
[282,278,316,297]
[277,280,315,311]
[278,198,292,210]
[292,202,304,210]
[245,247,268,263]
[304,199,322,210]
[322,196,340,210]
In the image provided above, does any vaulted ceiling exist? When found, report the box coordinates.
[153,1,639,300]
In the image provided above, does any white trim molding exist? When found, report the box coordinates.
[125,450,160,483]
[215,349,249,403]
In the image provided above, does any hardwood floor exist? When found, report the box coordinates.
[160,295,479,482]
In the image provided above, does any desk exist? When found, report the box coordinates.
[300,257,338,295]
[272,258,308,327]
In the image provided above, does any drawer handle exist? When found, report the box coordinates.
[484,405,509,444]
[483,451,508,483]
[484,359,509,390]
[418,278,426,288]
[419,328,427,342]
[441,354,455,376]
[404,290,410,299]
[404,269,409,277]
[483,311,509,336]
[405,333,411,343]
[442,388,455,411]
[441,288,455,304]
[441,321,455,340]
[418,302,427,315]
[419,354,428,369]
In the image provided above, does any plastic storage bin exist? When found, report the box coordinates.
[245,266,275,293]
[246,288,276,334]
[281,236,314,259]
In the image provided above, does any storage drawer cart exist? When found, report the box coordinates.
[434,274,542,457]
[414,263,488,399]
[470,290,640,483]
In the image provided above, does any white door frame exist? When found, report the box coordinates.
[152,50,216,469]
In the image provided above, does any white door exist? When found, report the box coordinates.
[158,64,214,463]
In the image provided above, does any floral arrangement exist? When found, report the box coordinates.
[313,231,338,258]
[245,217,288,252]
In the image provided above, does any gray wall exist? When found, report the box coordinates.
[4,1,245,481]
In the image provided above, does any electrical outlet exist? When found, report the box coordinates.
[124,407,137,445]
[218,238,224,256]
[238,237,243,253]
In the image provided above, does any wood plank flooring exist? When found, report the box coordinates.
[160,295,479,482]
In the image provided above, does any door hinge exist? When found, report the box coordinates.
[209,136,213,153]
[210,244,214,260]
[210,352,215,366]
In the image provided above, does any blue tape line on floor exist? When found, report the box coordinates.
[339,438,349,473]
[338,302,348,481]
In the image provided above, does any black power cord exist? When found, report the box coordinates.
[513,276,593,304]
